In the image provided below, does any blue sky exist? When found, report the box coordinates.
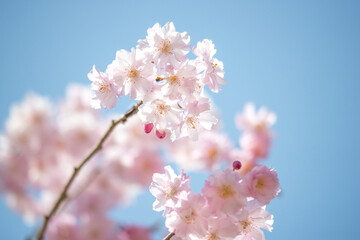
[1,0,360,239]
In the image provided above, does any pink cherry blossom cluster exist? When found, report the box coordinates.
[0,22,282,240]
[149,104,279,240]
[0,85,168,239]
[232,103,277,177]
[89,22,225,141]
[150,163,279,240]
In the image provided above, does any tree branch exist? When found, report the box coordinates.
[36,101,143,240]
[163,232,175,240]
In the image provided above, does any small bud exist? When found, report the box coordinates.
[156,129,166,139]
[232,160,242,171]
[144,123,154,134]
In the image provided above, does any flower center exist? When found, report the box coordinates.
[165,186,177,199]
[217,184,235,199]
[156,104,170,116]
[239,218,254,235]
[128,68,139,79]
[160,40,172,54]
[168,74,180,86]
[207,233,219,240]
[186,117,199,129]
[99,81,109,94]
[184,210,196,224]
[256,178,265,189]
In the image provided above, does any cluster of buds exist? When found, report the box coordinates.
[89,22,225,141]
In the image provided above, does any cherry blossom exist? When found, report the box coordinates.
[88,65,118,109]
[202,169,247,214]
[236,103,276,134]
[193,39,226,93]
[165,193,208,239]
[243,165,280,205]
[138,22,191,68]
[233,201,274,240]
[107,48,155,99]
[149,165,191,212]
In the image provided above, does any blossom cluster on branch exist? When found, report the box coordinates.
[150,104,279,240]
[0,22,281,240]
[89,22,225,141]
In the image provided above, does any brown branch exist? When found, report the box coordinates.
[163,232,175,240]
[36,101,143,240]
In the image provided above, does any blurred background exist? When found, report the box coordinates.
[1,0,359,239]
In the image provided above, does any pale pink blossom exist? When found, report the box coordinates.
[138,98,182,133]
[234,201,274,240]
[236,103,276,134]
[202,169,246,214]
[192,131,232,170]
[127,149,164,187]
[198,217,239,240]
[78,216,116,240]
[45,213,79,240]
[88,65,118,109]
[138,22,190,68]
[243,165,280,205]
[60,84,97,114]
[107,48,155,99]
[193,39,226,93]
[176,98,218,141]
[158,63,197,101]
[165,193,208,238]
[149,165,191,212]
[240,132,272,159]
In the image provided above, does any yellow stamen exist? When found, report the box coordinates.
[217,184,235,199]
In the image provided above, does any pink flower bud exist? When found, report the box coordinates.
[232,160,242,171]
[144,123,154,134]
[156,129,166,139]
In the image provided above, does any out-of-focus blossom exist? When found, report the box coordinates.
[243,165,280,205]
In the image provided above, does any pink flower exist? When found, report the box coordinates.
[202,169,246,215]
[236,103,276,134]
[233,201,274,240]
[240,132,272,159]
[78,216,116,240]
[138,22,191,68]
[193,39,226,93]
[127,149,164,187]
[165,193,208,238]
[138,98,182,134]
[199,217,239,240]
[176,98,218,141]
[45,213,78,240]
[149,165,191,212]
[107,48,155,99]
[243,165,280,205]
[88,65,118,109]
[170,130,232,171]
[158,63,198,101]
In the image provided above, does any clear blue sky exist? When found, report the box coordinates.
[1,0,360,239]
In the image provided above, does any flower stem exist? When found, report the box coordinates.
[163,232,175,240]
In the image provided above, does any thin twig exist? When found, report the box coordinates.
[163,232,175,240]
[36,101,143,240]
